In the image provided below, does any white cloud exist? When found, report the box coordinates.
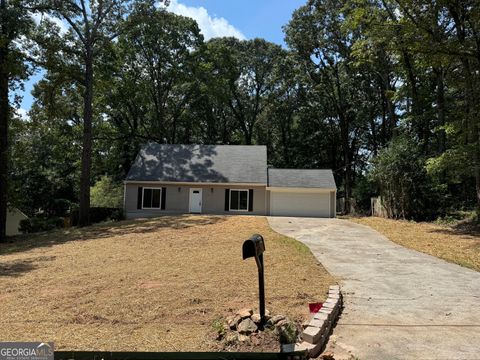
[16,108,30,121]
[31,13,68,34]
[167,0,245,40]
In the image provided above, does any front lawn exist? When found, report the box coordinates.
[0,215,333,351]
[348,216,480,271]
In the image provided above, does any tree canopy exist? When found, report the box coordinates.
[1,0,479,240]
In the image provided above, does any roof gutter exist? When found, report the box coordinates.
[124,180,267,186]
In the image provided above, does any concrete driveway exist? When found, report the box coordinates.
[268,217,480,360]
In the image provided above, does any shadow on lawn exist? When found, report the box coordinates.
[0,215,226,256]
[0,256,56,277]
[429,218,480,239]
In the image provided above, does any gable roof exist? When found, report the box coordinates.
[126,143,267,184]
[268,169,336,189]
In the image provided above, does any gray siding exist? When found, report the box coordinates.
[125,183,266,218]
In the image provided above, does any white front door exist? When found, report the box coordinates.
[189,188,202,213]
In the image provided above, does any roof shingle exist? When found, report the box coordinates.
[268,169,336,189]
[126,143,267,183]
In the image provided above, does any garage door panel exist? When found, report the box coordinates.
[270,191,331,217]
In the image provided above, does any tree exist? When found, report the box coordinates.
[9,79,82,217]
[90,175,122,208]
[0,0,34,241]
[201,38,283,145]
[372,135,438,220]
[285,0,374,212]
[103,3,203,168]
[39,0,139,226]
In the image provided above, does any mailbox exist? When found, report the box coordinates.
[242,234,266,328]
[242,234,265,260]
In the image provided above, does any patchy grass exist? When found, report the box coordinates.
[347,216,480,271]
[0,215,333,351]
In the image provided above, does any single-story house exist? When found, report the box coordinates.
[124,143,336,218]
[6,207,28,236]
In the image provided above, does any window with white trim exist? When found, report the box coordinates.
[230,189,249,211]
[142,187,162,209]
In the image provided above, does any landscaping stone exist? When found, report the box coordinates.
[302,326,322,344]
[237,308,253,318]
[313,312,329,322]
[219,307,302,351]
[323,298,338,306]
[309,317,326,331]
[275,319,289,328]
[237,318,258,335]
[228,314,242,329]
[295,340,323,358]
[319,307,334,320]
[329,285,340,292]
[251,313,261,323]
[270,314,286,324]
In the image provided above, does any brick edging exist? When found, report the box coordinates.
[294,285,342,358]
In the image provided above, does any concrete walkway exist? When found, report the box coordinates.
[268,217,480,360]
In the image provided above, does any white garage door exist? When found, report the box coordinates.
[270,191,332,217]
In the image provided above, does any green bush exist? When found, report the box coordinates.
[352,175,377,214]
[70,207,124,226]
[91,175,123,208]
[19,216,64,234]
[372,136,440,221]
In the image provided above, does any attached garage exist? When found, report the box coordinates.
[267,169,336,218]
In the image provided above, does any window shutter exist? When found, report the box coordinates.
[248,189,254,212]
[137,187,143,209]
[224,189,230,211]
[161,187,166,210]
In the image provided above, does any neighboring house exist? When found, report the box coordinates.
[6,207,28,236]
[124,143,336,218]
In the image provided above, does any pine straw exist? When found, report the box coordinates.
[347,216,480,271]
[0,215,334,351]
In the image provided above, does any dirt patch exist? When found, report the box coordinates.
[347,216,480,271]
[0,215,333,351]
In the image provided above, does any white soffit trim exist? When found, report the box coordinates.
[124,180,266,186]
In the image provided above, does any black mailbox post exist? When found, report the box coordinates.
[242,234,266,327]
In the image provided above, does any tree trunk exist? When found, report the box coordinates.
[0,0,9,242]
[78,49,94,227]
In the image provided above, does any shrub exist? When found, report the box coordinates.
[19,216,64,234]
[352,175,377,214]
[49,198,73,217]
[91,176,123,208]
[372,136,439,221]
[277,321,298,344]
[212,318,226,340]
[70,207,123,226]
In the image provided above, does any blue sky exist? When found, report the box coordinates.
[17,0,306,115]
